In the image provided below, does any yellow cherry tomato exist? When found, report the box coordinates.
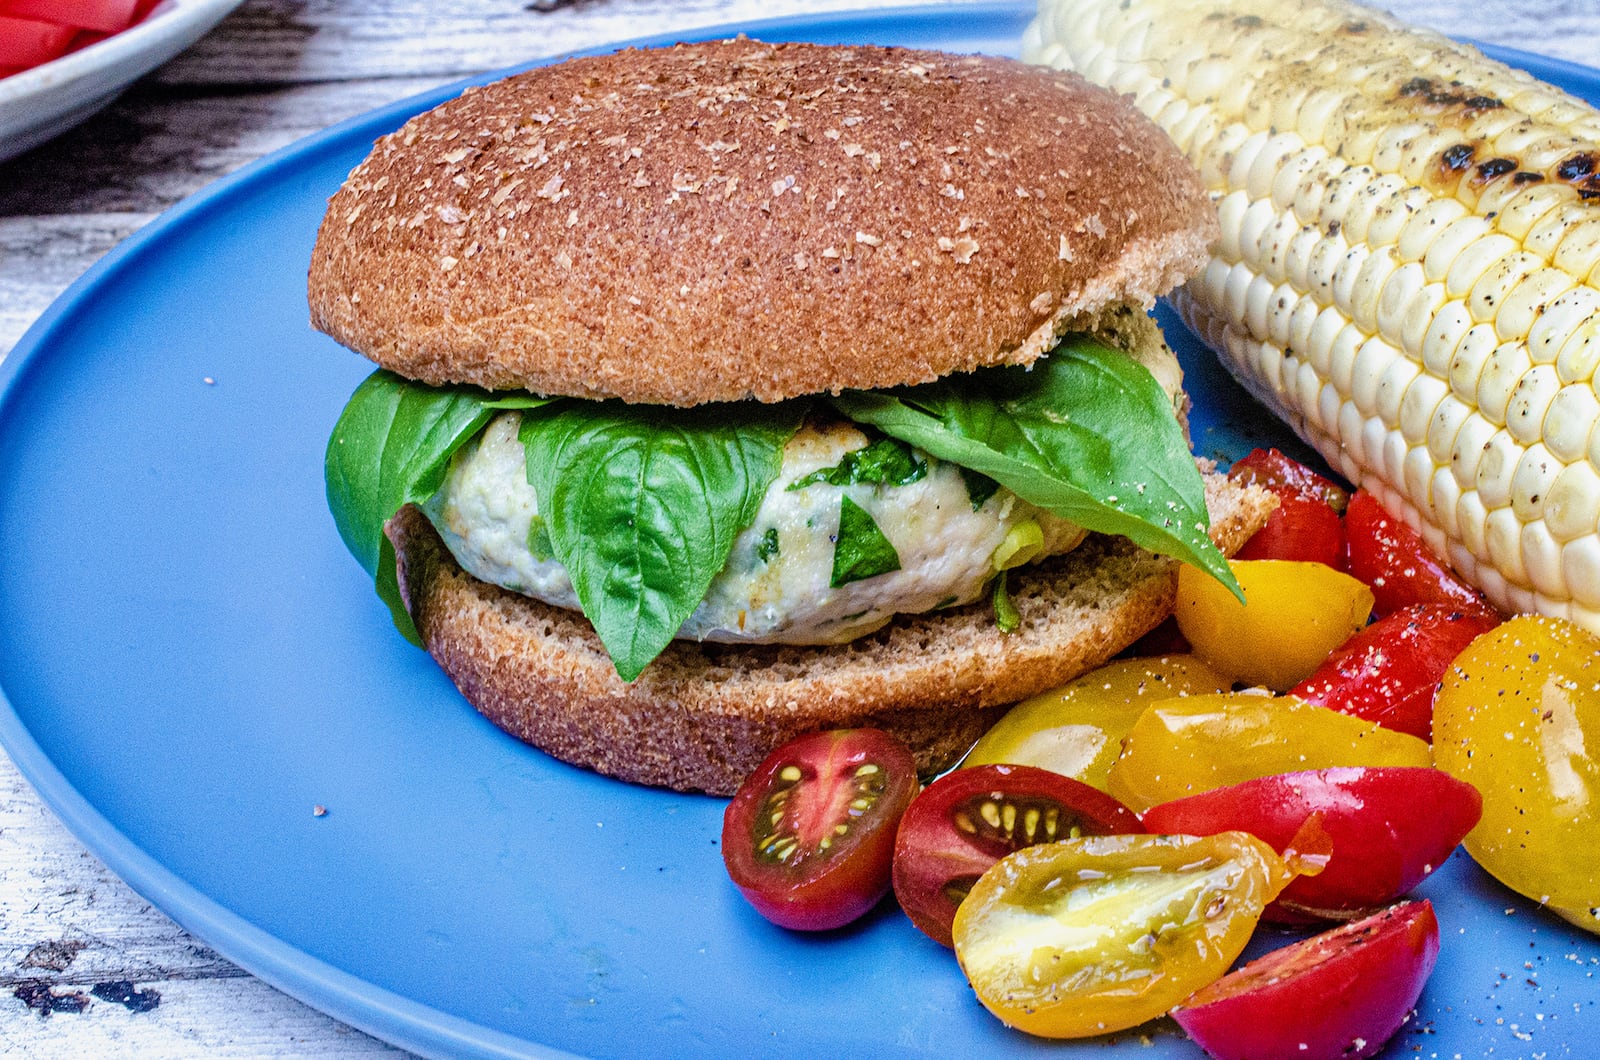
[963,655,1233,790]
[1106,691,1432,811]
[1433,615,1600,931]
[1175,560,1374,690]
[952,832,1304,1038]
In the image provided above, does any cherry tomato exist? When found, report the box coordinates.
[1172,900,1440,1060]
[963,655,1232,789]
[1106,692,1432,811]
[1234,492,1346,566]
[1290,603,1499,741]
[722,728,918,931]
[1433,615,1600,932]
[1175,560,1374,690]
[1228,448,1350,511]
[1141,767,1481,922]
[1344,491,1498,619]
[952,832,1309,1038]
[891,764,1142,946]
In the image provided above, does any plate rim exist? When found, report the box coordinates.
[0,4,1595,1057]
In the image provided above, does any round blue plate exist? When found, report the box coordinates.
[1,4,1596,1057]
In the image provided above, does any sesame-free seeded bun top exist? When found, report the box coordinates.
[308,38,1217,406]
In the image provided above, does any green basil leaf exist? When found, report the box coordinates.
[830,336,1240,597]
[756,527,781,564]
[959,466,1000,511]
[831,495,902,588]
[520,401,803,682]
[788,435,927,491]
[324,369,554,644]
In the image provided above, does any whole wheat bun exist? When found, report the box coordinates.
[308,38,1217,406]
[389,475,1273,795]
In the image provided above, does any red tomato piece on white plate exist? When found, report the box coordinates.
[0,15,77,69]
[0,0,141,35]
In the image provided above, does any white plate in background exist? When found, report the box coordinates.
[0,0,246,163]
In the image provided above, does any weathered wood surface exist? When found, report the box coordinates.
[1,1,1596,1056]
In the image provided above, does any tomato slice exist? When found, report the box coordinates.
[1344,491,1498,619]
[1172,900,1441,1060]
[962,655,1232,790]
[1106,692,1432,811]
[891,764,1142,946]
[1290,603,1499,741]
[952,832,1309,1038]
[1141,767,1481,922]
[1175,560,1374,690]
[721,728,918,931]
[1227,448,1350,511]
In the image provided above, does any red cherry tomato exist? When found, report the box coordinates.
[1344,491,1498,619]
[1172,900,1441,1060]
[1229,450,1349,567]
[722,728,918,931]
[891,764,1142,946]
[1234,492,1346,566]
[1290,603,1500,741]
[1228,448,1350,510]
[1140,766,1480,922]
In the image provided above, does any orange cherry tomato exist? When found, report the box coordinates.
[1175,560,1374,690]
[962,655,1232,790]
[1105,692,1432,811]
[1433,615,1600,932]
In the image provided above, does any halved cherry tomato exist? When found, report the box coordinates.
[1228,448,1350,511]
[1433,615,1600,932]
[721,728,918,931]
[891,764,1142,946]
[1290,603,1499,741]
[1344,491,1498,619]
[1106,692,1432,811]
[1172,900,1440,1060]
[1175,560,1374,690]
[962,655,1232,790]
[1141,767,1481,922]
[952,832,1312,1038]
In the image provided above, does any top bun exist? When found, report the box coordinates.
[309,39,1216,406]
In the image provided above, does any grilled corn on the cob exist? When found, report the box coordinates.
[1025,0,1600,630]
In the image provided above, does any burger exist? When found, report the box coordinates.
[310,39,1272,795]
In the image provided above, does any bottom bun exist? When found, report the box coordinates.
[388,472,1273,795]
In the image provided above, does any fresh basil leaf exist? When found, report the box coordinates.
[756,527,781,564]
[520,401,803,682]
[831,336,1240,597]
[959,466,1000,511]
[324,369,554,644]
[831,495,902,588]
[788,435,927,491]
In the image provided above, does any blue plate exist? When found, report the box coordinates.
[1,4,1596,1057]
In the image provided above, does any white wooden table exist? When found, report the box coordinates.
[1,1,1595,1055]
